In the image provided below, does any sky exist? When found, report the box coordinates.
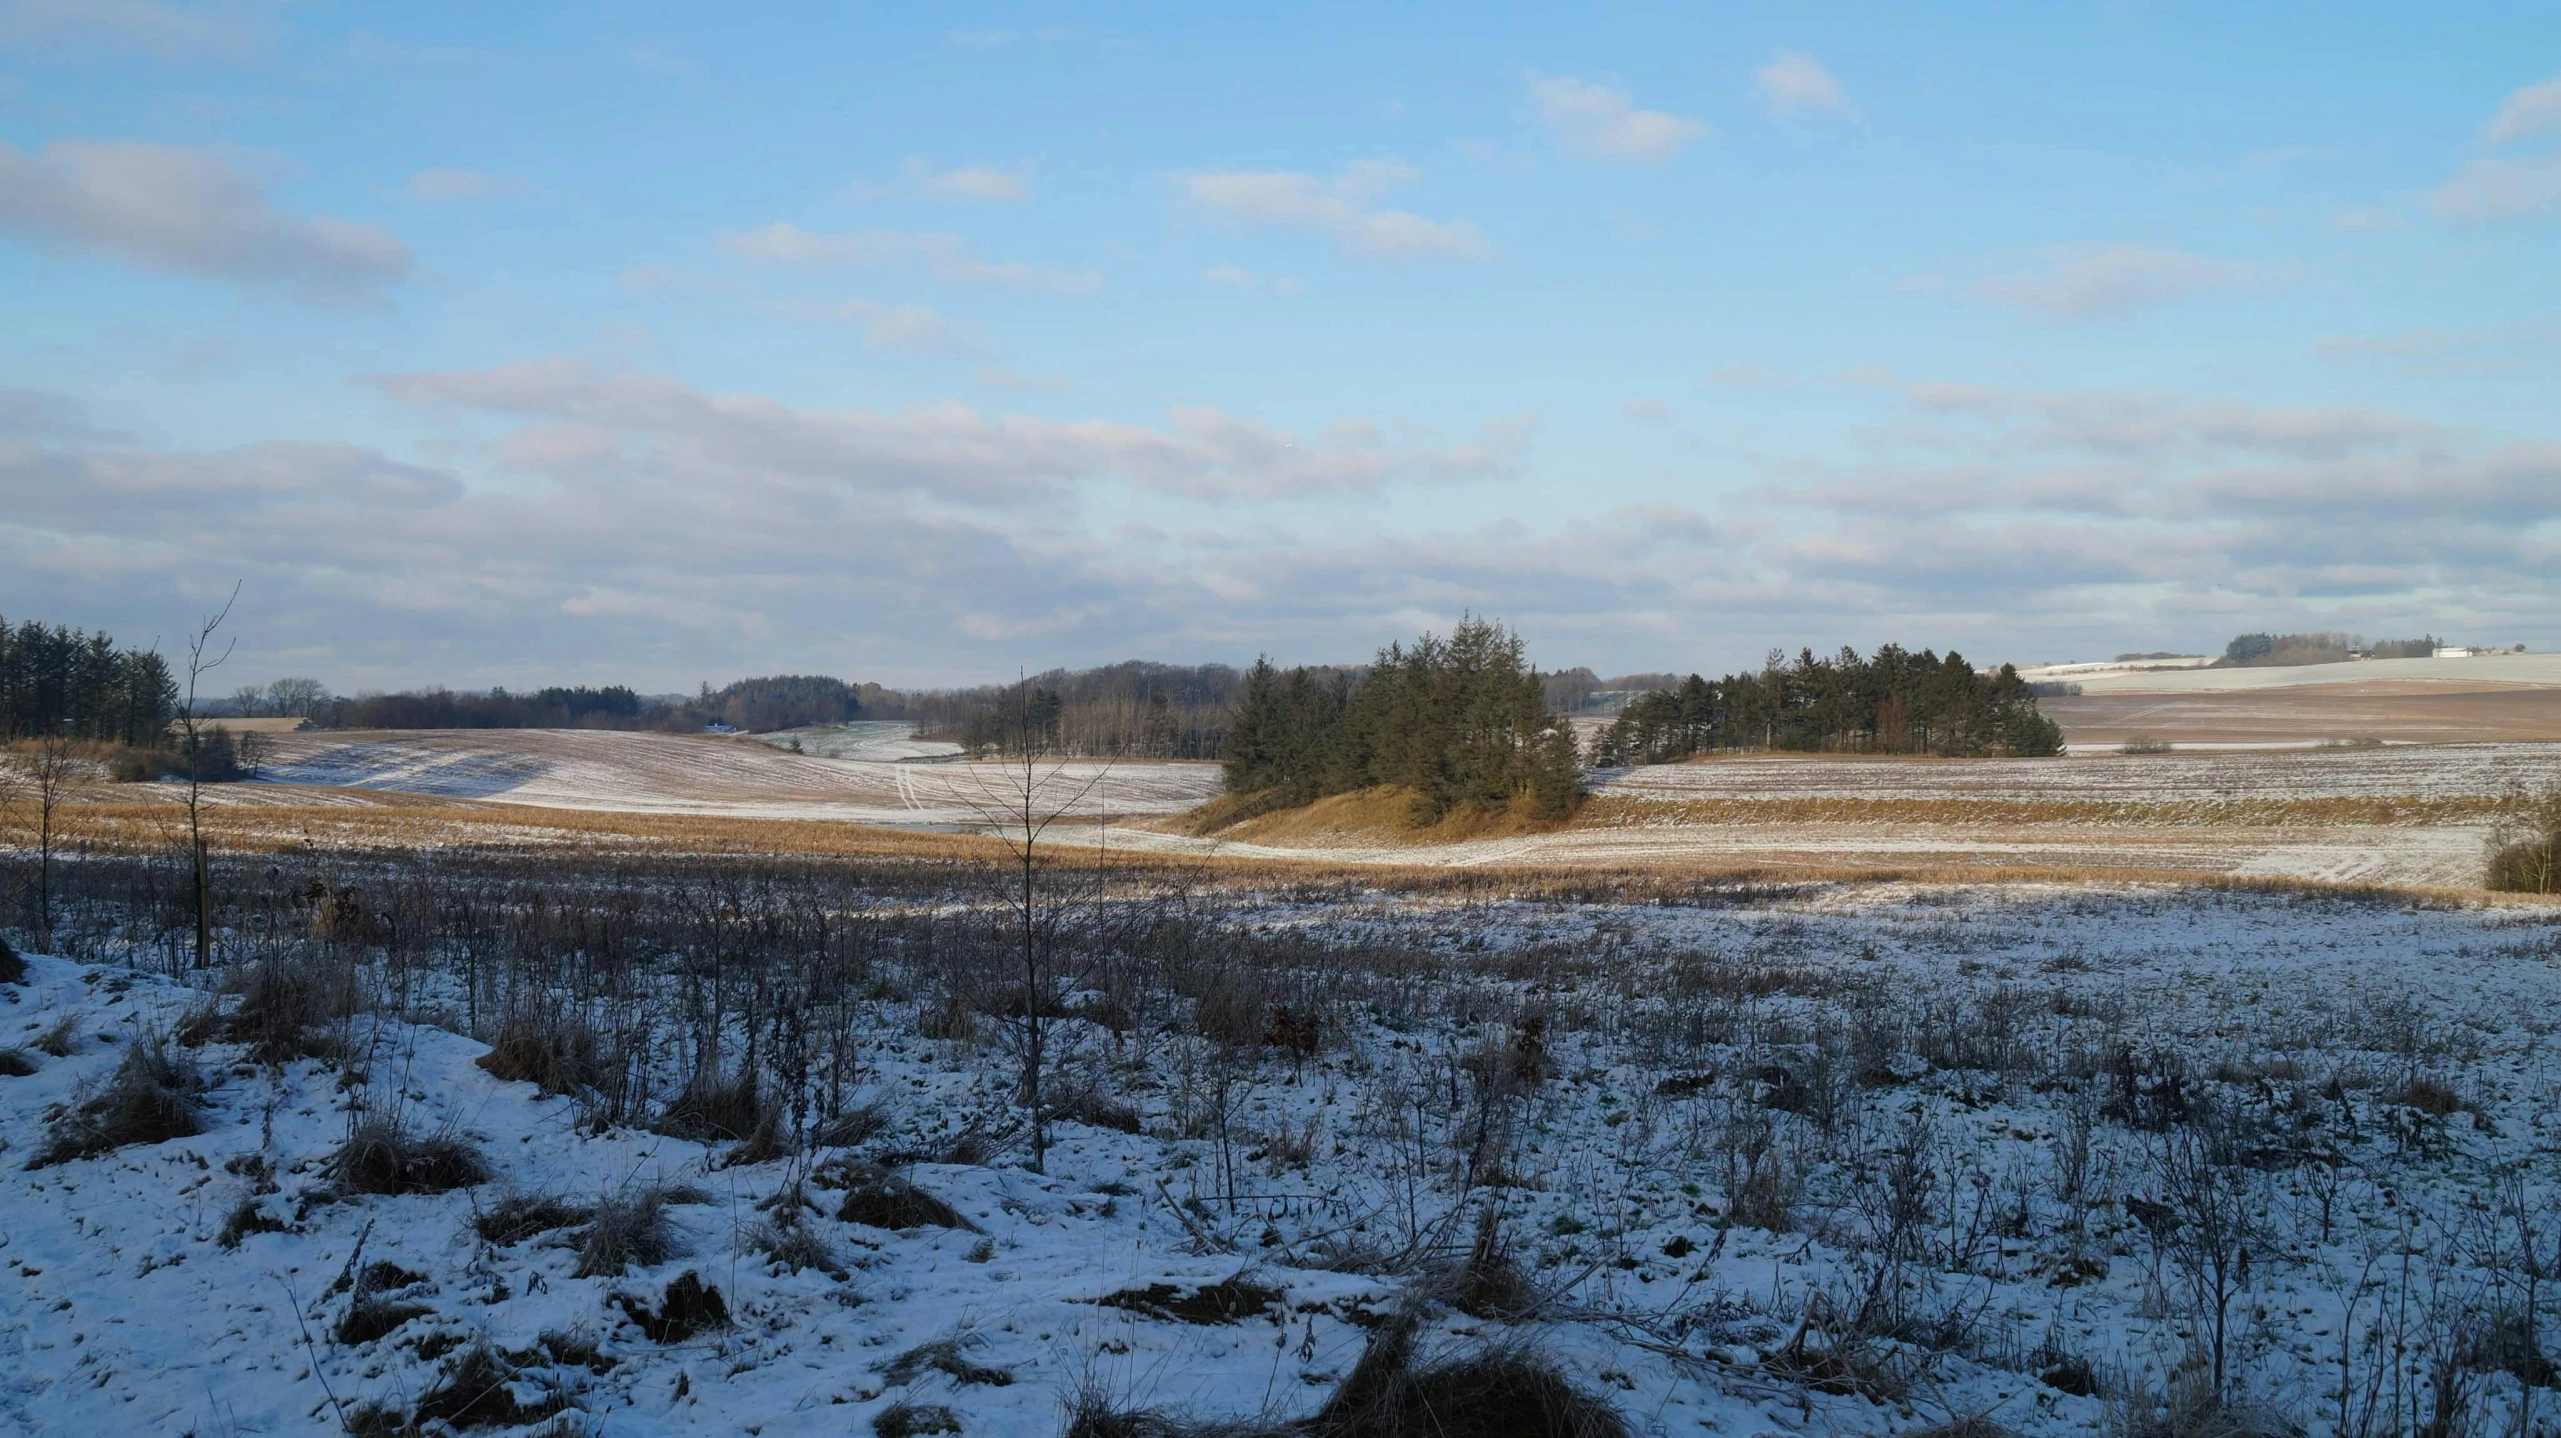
[2,2,2557,693]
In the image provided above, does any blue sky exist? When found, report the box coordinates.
[3,2,2557,691]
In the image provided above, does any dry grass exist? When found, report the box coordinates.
[1181,785,1574,845]
[32,777,2554,906]
[30,1034,206,1167]
[1579,793,2510,830]
[574,1182,711,1278]
[326,1117,491,1196]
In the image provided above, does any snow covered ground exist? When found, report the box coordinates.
[249,728,1221,826]
[2060,653,2561,694]
[6,881,2560,1437]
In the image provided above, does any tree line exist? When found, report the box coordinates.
[1590,644,2063,765]
[1222,617,1582,824]
[2219,631,2440,666]
[894,661,1243,760]
[0,616,179,747]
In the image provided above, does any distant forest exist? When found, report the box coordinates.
[1590,645,2063,764]
[2219,632,2438,667]
[9,610,2060,780]
[290,663,1241,759]
[868,662,1244,760]
[0,617,179,747]
[1222,617,1582,824]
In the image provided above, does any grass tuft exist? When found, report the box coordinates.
[475,1191,596,1246]
[614,1269,730,1342]
[874,1401,963,1437]
[410,1343,569,1432]
[572,1183,708,1278]
[327,1117,492,1196]
[30,1033,205,1168]
[476,1009,607,1096]
[834,1168,977,1232]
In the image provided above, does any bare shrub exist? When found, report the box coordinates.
[652,1068,771,1144]
[474,1191,595,1246]
[1443,1206,1537,1321]
[0,935,23,985]
[209,958,355,1065]
[1096,1275,1283,1325]
[615,1269,730,1342]
[31,1014,79,1057]
[0,1047,35,1077]
[2394,1076,2462,1116]
[2104,1359,2292,1438]
[411,1344,569,1431]
[746,1215,841,1275]
[875,1401,962,1438]
[573,1182,709,1278]
[1311,1311,1632,1438]
[2146,1119,2264,1400]
[1049,1086,1143,1134]
[815,1100,888,1149]
[328,1117,491,1196]
[476,1009,606,1096]
[30,1034,205,1167]
[2486,781,2561,893]
[336,1293,431,1345]
[217,1196,289,1249]
[836,1168,978,1232]
[883,1334,1014,1387]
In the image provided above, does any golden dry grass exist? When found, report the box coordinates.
[15,787,2549,910]
[1577,793,2509,829]
[1178,785,1572,845]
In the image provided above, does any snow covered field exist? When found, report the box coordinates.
[6,879,2561,1437]
[248,728,1221,827]
[189,727,2561,888]
[2019,653,2561,694]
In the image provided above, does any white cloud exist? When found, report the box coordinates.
[1173,163,1489,259]
[2485,73,2561,144]
[924,165,1027,201]
[8,368,2557,685]
[717,223,1101,292]
[783,299,964,354]
[1619,397,1670,423]
[2431,153,2561,224]
[1973,244,2248,320]
[976,367,1070,393]
[1528,73,1707,160]
[1755,51,1851,117]
[373,359,1513,503]
[0,140,411,299]
[1201,263,1302,294]
[407,169,531,203]
[0,0,266,60]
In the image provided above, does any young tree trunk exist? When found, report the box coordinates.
[178,584,239,970]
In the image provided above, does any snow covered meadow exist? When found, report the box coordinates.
[5,852,2561,1437]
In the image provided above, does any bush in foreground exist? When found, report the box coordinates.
[574,1182,710,1278]
[29,1034,205,1168]
[1064,1309,1628,1438]
[327,1117,492,1196]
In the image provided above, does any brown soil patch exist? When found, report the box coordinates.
[2047,684,2561,746]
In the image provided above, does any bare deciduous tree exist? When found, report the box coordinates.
[954,673,1111,1174]
[26,730,90,950]
[175,585,239,970]
[2149,1115,2263,1400]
